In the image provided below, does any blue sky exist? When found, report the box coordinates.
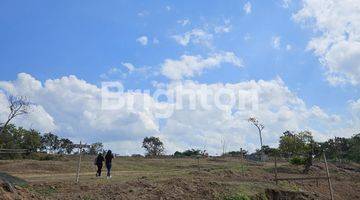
[0,0,359,154]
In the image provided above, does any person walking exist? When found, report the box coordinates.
[95,153,104,177]
[105,150,114,179]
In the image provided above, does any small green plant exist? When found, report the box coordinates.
[289,156,306,165]
[33,186,57,196]
[279,181,300,191]
[223,193,251,200]
[82,195,95,200]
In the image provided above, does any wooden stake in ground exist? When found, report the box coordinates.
[323,153,334,200]
[74,142,90,183]
[274,155,278,185]
[196,156,200,172]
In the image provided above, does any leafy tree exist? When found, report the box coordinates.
[88,142,104,155]
[41,133,60,153]
[261,145,279,156]
[174,149,206,157]
[279,131,313,157]
[321,137,350,161]
[278,131,315,173]
[346,133,360,162]
[142,136,164,156]
[0,125,41,158]
[0,124,19,149]
[223,150,248,157]
[21,129,42,152]
[59,138,74,154]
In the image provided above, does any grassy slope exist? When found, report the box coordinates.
[0,156,359,199]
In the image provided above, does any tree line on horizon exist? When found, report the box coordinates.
[0,124,104,159]
[1,122,360,170]
[141,132,360,165]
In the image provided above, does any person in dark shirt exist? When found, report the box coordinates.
[105,150,114,179]
[95,153,104,177]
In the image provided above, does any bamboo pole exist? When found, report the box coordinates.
[323,153,334,200]
[76,141,82,183]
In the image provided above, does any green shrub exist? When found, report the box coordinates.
[28,152,59,161]
[223,193,250,200]
[173,149,204,157]
[289,157,306,165]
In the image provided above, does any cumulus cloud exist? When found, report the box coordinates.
[136,36,148,45]
[159,79,343,153]
[243,2,252,14]
[0,73,160,144]
[293,0,360,85]
[0,92,56,133]
[350,99,360,120]
[161,52,243,80]
[0,73,350,154]
[172,29,213,47]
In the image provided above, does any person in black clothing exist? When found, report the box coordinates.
[105,150,114,179]
[95,153,104,177]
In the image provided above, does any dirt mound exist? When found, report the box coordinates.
[265,189,315,200]
[0,172,28,186]
[0,180,41,200]
[0,172,41,200]
[32,177,225,200]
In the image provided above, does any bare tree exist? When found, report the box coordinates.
[0,95,31,135]
[248,117,265,149]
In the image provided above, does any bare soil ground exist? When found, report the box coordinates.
[0,156,359,200]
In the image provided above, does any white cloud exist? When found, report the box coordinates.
[153,38,159,44]
[244,33,251,41]
[161,52,243,80]
[177,19,190,26]
[350,99,360,120]
[122,62,135,72]
[172,29,213,47]
[214,20,232,34]
[243,2,252,14]
[136,36,148,45]
[100,67,123,79]
[137,10,149,17]
[286,44,292,51]
[0,92,56,133]
[293,0,360,85]
[100,63,152,80]
[0,73,160,143]
[165,6,171,11]
[159,79,344,153]
[282,0,292,8]
[0,73,352,154]
[272,36,281,49]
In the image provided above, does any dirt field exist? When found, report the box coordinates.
[0,156,359,200]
